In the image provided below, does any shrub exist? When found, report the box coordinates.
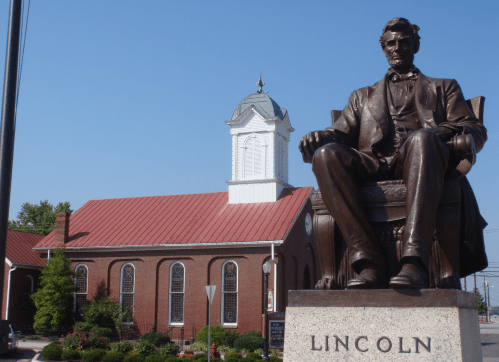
[111,341,134,354]
[74,321,96,332]
[195,325,227,346]
[101,352,125,362]
[87,331,111,350]
[268,357,282,362]
[163,356,178,362]
[211,359,223,362]
[187,341,208,352]
[27,335,40,340]
[224,352,243,362]
[91,326,113,337]
[240,331,262,339]
[221,329,239,347]
[233,335,263,353]
[269,349,280,357]
[158,343,179,357]
[42,342,63,360]
[245,352,262,360]
[61,349,81,361]
[178,351,195,359]
[124,353,146,362]
[133,341,156,355]
[82,349,107,362]
[142,332,170,347]
[49,335,60,342]
[191,353,207,360]
[253,348,263,355]
[144,356,165,362]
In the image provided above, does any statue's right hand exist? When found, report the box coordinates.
[299,131,326,164]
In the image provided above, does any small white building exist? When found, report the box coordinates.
[226,76,294,204]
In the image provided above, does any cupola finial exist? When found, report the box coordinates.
[256,74,265,93]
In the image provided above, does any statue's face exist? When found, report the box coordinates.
[382,30,415,71]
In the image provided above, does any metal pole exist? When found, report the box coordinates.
[474,273,476,292]
[208,299,211,362]
[487,282,491,322]
[263,272,269,360]
[484,279,488,322]
[0,0,22,320]
[463,277,467,292]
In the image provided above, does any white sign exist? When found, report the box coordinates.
[206,285,216,305]
[268,290,274,311]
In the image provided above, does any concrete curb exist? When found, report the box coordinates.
[31,352,40,362]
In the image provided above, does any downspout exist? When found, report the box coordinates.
[47,249,51,260]
[271,242,277,312]
[6,265,17,320]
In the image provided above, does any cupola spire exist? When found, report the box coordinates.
[256,74,265,93]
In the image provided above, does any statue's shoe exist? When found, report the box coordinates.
[346,268,381,289]
[389,263,428,289]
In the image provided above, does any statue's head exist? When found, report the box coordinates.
[379,18,420,72]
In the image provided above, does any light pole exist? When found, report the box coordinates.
[263,261,271,361]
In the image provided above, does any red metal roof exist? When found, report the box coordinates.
[34,187,313,249]
[6,230,45,266]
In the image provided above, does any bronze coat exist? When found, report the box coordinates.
[323,72,488,277]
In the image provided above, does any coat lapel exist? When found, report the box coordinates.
[367,75,389,137]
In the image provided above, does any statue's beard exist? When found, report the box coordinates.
[388,55,414,72]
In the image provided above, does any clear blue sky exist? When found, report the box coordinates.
[1,0,498,301]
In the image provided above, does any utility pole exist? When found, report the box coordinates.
[484,278,488,322]
[474,273,477,292]
[487,282,491,322]
[463,277,467,292]
[0,0,23,353]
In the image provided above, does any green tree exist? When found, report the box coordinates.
[475,289,487,315]
[31,248,76,332]
[9,200,73,235]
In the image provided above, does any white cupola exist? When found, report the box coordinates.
[226,76,294,204]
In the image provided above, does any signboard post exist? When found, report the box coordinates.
[205,285,216,362]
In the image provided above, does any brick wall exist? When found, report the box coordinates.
[36,197,319,337]
[2,264,40,324]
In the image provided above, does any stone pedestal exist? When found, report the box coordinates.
[284,289,481,361]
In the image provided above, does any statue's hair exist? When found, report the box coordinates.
[379,17,420,53]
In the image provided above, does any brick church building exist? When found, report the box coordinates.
[34,79,318,337]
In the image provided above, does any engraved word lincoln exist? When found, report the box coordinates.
[299,17,487,290]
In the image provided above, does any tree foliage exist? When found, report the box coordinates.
[82,297,131,339]
[9,200,73,235]
[31,248,76,332]
[475,289,487,315]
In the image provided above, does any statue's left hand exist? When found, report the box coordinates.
[299,131,327,164]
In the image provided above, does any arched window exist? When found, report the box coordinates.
[222,260,238,325]
[303,264,311,290]
[243,135,265,179]
[23,275,34,295]
[120,263,135,320]
[169,262,185,325]
[74,264,88,313]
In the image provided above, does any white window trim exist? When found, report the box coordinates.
[242,134,267,180]
[74,264,88,312]
[168,261,185,326]
[221,260,238,326]
[120,262,135,324]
